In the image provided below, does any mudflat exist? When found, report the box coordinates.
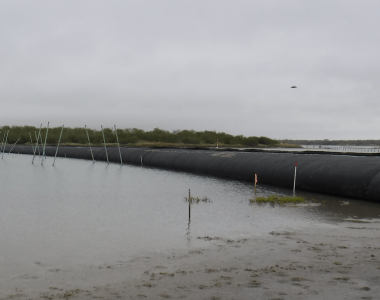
[1,221,379,300]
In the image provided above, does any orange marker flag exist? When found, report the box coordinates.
[255,174,258,184]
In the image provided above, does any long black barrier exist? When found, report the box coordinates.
[4,145,380,202]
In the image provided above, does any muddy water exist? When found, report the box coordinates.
[1,154,380,281]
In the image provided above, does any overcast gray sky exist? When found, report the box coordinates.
[1,0,379,139]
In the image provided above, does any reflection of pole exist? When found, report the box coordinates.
[53,126,64,166]
[101,125,109,164]
[114,125,122,164]
[140,155,143,166]
[32,125,42,164]
[186,219,191,236]
[41,122,49,165]
[2,131,9,159]
[188,189,191,220]
[293,162,297,195]
[85,125,95,163]
[9,138,20,154]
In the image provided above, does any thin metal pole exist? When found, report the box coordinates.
[32,125,42,164]
[114,125,122,164]
[2,131,9,159]
[41,122,49,165]
[0,131,4,153]
[85,125,95,163]
[53,126,64,166]
[9,138,20,154]
[39,132,44,157]
[29,132,35,153]
[34,131,40,156]
[254,174,257,198]
[101,125,109,164]
[293,162,297,195]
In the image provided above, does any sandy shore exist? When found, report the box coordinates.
[1,221,379,300]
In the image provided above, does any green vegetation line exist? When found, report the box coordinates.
[0,125,285,148]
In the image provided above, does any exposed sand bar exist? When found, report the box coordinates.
[1,221,379,299]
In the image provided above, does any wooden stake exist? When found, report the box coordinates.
[101,125,109,164]
[32,125,42,164]
[41,122,49,165]
[114,125,122,164]
[85,125,95,163]
[53,126,64,166]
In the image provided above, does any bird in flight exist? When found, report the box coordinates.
[291,86,297,88]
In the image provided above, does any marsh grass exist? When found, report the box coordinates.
[184,196,211,203]
[250,195,306,205]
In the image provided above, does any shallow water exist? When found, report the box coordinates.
[1,154,380,280]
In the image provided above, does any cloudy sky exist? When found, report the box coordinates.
[1,0,379,139]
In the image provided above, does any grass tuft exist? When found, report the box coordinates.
[185,196,211,203]
[250,195,305,205]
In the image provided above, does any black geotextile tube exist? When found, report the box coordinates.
[4,145,380,202]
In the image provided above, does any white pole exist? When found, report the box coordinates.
[34,131,40,156]
[9,138,20,154]
[2,130,9,159]
[53,126,64,166]
[216,138,218,149]
[41,122,49,165]
[0,131,4,153]
[114,125,122,164]
[85,125,95,163]
[29,132,35,153]
[32,125,42,164]
[101,125,109,164]
[293,162,297,195]
[254,174,257,198]
[39,132,44,157]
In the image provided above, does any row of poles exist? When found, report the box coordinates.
[0,123,125,166]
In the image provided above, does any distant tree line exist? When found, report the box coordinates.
[0,125,280,147]
[283,139,380,146]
